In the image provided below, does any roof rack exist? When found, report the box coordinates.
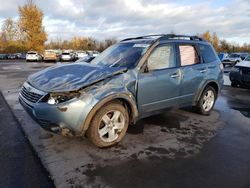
[121,34,204,42]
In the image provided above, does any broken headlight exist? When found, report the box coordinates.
[47,92,80,105]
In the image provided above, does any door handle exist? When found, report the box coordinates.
[170,73,180,78]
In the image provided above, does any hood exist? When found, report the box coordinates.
[28,63,127,92]
[236,60,250,68]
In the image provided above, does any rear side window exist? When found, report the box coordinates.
[198,44,217,63]
[179,45,199,66]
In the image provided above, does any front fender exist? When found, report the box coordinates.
[79,92,138,135]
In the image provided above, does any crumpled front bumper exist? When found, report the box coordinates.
[19,94,95,136]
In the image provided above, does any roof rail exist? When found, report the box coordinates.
[159,34,204,41]
[121,34,204,42]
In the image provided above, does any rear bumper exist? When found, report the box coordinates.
[44,57,57,61]
[26,58,38,61]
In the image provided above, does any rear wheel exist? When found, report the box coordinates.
[195,86,217,115]
[87,101,129,148]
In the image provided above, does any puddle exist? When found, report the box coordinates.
[232,107,250,118]
[220,87,250,119]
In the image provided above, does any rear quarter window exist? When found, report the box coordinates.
[198,44,217,63]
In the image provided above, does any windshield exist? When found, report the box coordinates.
[245,55,250,61]
[229,54,240,58]
[91,42,150,68]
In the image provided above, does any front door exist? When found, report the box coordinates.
[137,44,182,113]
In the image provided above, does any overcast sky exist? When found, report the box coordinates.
[0,0,249,44]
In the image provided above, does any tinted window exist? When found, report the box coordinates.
[198,44,217,63]
[147,45,176,70]
[179,45,199,66]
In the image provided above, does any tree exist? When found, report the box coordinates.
[1,18,20,41]
[0,18,25,53]
[212,32,219,52]
[18,0,47,52]
[220,39,231,53]
[202,31,212,44]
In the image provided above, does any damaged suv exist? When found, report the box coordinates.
[19,34,223,147]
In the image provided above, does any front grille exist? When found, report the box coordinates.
[20,83,46,104]
[241,67,250,75]
[20,86,43,103]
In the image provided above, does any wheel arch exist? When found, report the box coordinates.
[80,93,138,135]
[193,81,220,106]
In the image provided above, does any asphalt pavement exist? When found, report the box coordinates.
[0,92,55,188]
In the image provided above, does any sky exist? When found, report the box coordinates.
[0,0,249,44]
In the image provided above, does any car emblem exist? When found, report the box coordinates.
[26,86,32,92]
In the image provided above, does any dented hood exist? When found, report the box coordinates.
[28,63,127,92]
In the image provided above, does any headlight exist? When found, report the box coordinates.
[47,92,80,105]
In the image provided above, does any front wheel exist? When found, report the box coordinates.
[195,86,217,115]
[87,101,129,148]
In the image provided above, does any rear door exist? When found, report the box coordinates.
[177,43,207,105]
[137,43,182,113]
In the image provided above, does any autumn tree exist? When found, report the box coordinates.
[220,39,230,53]
[202,31,212,44]
[212,32,219,52]
[18,0,47,53]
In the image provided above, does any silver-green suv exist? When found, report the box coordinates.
[19,34,224,147]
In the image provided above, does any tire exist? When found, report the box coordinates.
[231,81,238,87]
[87,101,129,148]
[195,86,217,115]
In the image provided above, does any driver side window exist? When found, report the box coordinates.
[147,45,176,71]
